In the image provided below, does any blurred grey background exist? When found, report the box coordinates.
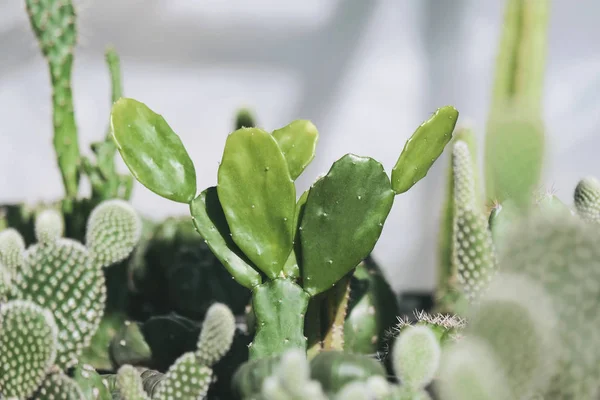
[1,0,599,292]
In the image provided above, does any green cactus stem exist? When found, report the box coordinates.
[322,274,351,351]
[574,176,600,223]
[484,0,549,207]
[249,279,310,359]
[117,365,150,400]
[25,0,81,199]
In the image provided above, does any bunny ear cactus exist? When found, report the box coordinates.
[0,300,58,399]
[117,365,150,400]
[574,176,600,223]
[195,302,236,366]
[0,228,25,276]
[35,208,65,244]
[35,372,86,399]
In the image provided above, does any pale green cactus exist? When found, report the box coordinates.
[35,372,86,399]
[152,353,213,400]
[35,208,65,244]
[195,302,236,367]
[392,325,441,391]
[452,141,497,301]
[390,311,465,345]
[117,365,151,400]
[0,300,58,399]
[574,176,600,223]
[0,227,25,276]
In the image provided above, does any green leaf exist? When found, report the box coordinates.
[111,98,197,203]
[283,190,310,279]
[272,120,319,180]
[392,106,459,194]
[300,154,395,296]
[190,187,262,289]
[217,128,296,278]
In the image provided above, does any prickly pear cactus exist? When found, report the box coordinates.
[117,365,150,400]
[35,208,64,244]
[0,227,25,276]
[35,372,86,399]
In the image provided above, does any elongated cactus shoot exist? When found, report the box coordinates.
[452,141,496,300]
[117,365,151,400]
[196,302,236,366]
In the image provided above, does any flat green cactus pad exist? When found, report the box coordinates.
[300,154,394,296]
[392,106,459,194]
[0,300,58,400]
[153,353,213,400]
[34,372,86,399]
[217,128,296,278]
[111,98,197,203]
[272,120,319,180]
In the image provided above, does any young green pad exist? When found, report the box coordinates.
[249,279,310,359]
[111,98,197,203]
[272,120,319,180]
[190,187,262,289]
[217,128,296,278]
[392,106,459,194]
[300,154,395,296]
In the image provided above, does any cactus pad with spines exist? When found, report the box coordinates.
[86,199,142,267]
[195,302,236,366]
[72,363,112,400]
[392,106,459,194]
[217,127,296,278]
[35,208,65,244]
[35,372,86,399]
[0,227,25,275]
[392,325,441,391]
[117,365,150,400]
[0,300,58,399]
[300,154,395,296]
[391,311,465,345]
[190,187,262,289]
[272,120,319,180]
[452,141,496,300]
[14,239,106,368]
[153,353,213,400]
[574,176,600,223]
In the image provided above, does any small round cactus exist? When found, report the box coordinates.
[117,365,150,400]
[86,199,142,268]
[0,227,25,275]
[452,141,497,301]
[196,302,236,366]
[35,208,65,244]
[392,325,441,391]
[0,300,58,399]
[574,176,600,223]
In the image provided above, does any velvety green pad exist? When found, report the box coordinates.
[272,120,319,180]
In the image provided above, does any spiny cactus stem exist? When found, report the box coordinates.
[322,274,351,351]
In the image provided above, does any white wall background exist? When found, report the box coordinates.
[1,0,599,292]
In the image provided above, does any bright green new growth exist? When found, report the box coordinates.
[484,0,549,207]
[300,154,394,296]
[153,353,213,400]
[452,141,496,300]
[190,187,262,289]
[195,302,236,366]
[272,120,319,180]
[499,211,600,398]
[86,199,142,267]
[217,128,296,278]
[437,337,512,400]
[111,98,197,203]
[35,208,64,244]
[392,106,459,194]
[35,372,86,399]
[574,176,600,223]
[261,349,328,400]
[25,0,81,199]
[14,238,106,368]
[0,300,58,399]
[117,365,151,400]
[0,227,25,275]
[391,311,465,346]
[392,325,441,390]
